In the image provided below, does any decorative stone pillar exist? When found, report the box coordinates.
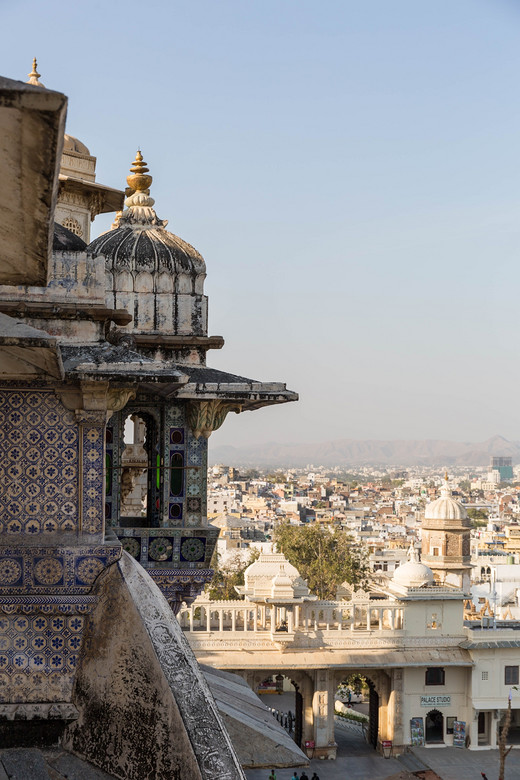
[301,673,314,747]
[312,669,337,760]
[389,668,404,751]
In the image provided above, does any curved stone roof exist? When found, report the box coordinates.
[424,478,468,522]
[53,222,87,252]
[87,151,205,277]
[393,560,434,588]
[88,225,205,275]
[392,543,434,588]
[63,133,90,155]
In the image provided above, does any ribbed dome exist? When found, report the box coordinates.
[63,134,90,155]
[424,479,468,521]
[88,224,205,275]
[87,151,208,339]
[87,150,205,277]
[393,560,434,588]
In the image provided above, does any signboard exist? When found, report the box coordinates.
[410,717,424,746]
[453,720,466,748]
[420,695,451,708]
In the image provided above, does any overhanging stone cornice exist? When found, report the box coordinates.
[0,76,67,286]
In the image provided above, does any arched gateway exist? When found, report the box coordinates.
[179,549,473,758]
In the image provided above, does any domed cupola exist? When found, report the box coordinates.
[421,473,472,592]
[424,474,469,525]
[392,544,434,589]
[88,152,207,341]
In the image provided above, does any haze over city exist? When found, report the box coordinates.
[5,0,520,448]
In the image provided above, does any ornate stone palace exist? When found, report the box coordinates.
[180,484,520,758]
[0,63,296,778]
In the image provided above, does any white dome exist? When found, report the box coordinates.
[393,560,434,588]
[424,479,467,521]
[63,134,90,155]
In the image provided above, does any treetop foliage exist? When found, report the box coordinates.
[273,522,368,600]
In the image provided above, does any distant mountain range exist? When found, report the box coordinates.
[209,435,520,468]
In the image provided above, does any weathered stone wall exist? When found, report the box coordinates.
[64,553,246,780]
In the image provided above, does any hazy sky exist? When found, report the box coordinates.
[5,0,520,447]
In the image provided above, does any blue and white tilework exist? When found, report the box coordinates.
[0,390,79,535]
[0,546,121,595]
[0,607,92,703]
[80,422,104,536]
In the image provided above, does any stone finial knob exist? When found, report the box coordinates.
[27,57,44,87]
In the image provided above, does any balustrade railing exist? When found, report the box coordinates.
[177,599,404,636]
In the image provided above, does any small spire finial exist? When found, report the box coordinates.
[27,57,44,87]
[445,470,449,481]
[127,150,153,193]
[118,150,167,228]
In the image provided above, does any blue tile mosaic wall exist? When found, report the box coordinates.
[0,391,79,535]
[0,546,121,595]
[0,597,97,704]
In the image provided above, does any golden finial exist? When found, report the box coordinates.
[445,470,449,481]
[126,150,153,193]
[27,57,44,87]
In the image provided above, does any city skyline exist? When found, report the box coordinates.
[4,1,520,446]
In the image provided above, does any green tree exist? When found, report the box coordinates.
[208,548,260,600]
[273,522,368,600]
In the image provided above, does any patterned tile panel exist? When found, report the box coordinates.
[80,423,104,535]
[115,528,217,569]
[0,390,79,535]
[0,546,121,595]
[0,610,87,703]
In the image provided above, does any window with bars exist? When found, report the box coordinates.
[425,667,445,686]
[505,666,519,685]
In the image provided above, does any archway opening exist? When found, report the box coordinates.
[119,412,160,527]
[257,673,301,746]
[335,674,375,750]
[425,709,444,743]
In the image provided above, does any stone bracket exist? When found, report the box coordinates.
[55,380,136,422]
[186,399,242,439]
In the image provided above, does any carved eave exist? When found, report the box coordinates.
[0,75,67,285]
[0,300,132,327]
[177,367,297,438]
[133,334,225,351]
[178,366,298,410]
[60,345,189,389]
[58,175,124,218]
[0,312,63,380]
